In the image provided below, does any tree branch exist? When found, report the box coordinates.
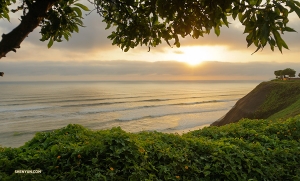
[0,0,59,59]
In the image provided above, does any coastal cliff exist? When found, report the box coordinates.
[211,80,300,126]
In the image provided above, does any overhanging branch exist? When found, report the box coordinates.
[0,0,59,59]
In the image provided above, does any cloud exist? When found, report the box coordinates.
[2,60,300,81]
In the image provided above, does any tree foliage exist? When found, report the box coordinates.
[274,70,282,78]
[275,68,296,78]
[92,0,300,54]
[282,68,296,77]
[39,0,90,48]
[0,0,300,58]
[0,0,89,59]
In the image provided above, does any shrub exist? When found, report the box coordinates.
[1,116,300,180]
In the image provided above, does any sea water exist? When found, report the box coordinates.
[0,80,259,147]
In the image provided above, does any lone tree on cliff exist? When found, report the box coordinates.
[274,68,300,79]
[274,68,296,79]
[282,68,296,78]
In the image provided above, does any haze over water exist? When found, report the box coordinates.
[0,80,259,147]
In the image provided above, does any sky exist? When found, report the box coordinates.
[0,2,300,81]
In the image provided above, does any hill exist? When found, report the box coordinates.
[211,80,300,126]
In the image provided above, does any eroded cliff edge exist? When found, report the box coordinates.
[211,81,300,126]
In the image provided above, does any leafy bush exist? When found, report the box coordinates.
[1,116,300,180]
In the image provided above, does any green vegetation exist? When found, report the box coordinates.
[1,116,300,180]
[268,97,300,120]
[254,81,300,119]
[274,68,296,79]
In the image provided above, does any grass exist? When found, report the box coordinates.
[254,80,300,119]
[268,97,300,120]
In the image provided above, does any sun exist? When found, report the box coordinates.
[171,46,226,66]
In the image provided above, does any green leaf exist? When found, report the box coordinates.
[275,7,280,15]
[272,30,289,52]
[3,12,10,21]
[251,44,262,55]
[284,27,297,32]
[260,24,269,46]
[124,47,129,52]
[269,37,275,46]
[243,23,254,34]
[238,11,250,23]
[74,3,90,11]
[72,7,82,17]
[287,1,300,18]
[246,32,253,47]
[130,41,135,48]
[221,15,229,27]
[294,1,300,7]
[105,23,111,30]
[280,39,289,49]
[63,33,69,41]
[48,38,54,48]
[232,6,239,20]
[214,26,220,36]
[256,0,262,6]
[165,39,173,48]
[73,24,79,33]
[238,12,243,22]
[248,0,257,6]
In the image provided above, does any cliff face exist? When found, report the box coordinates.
[211,81,300,126]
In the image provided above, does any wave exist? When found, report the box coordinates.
[0,96,237,117]
[112,108,228,123]
[173,100,220,106]
[16,114,53,120]
[77,99,236,115]
[0,93,243,107]
[59,99,171,108]
[0,94,167,106]
[49,97,237,109]
[0,106,53,113]
[0,97,121,106]
[139,98,171,102]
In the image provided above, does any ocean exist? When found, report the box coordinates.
[0,80,260,147]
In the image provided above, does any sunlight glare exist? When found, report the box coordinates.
[170,46,226,66]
